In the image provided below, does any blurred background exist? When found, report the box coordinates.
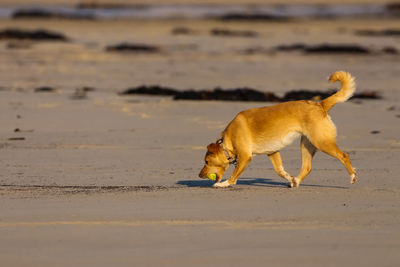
[0,0,399,94]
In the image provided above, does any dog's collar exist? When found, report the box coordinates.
[217,138,237,165]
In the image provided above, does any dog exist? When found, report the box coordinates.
[199,71,357,188]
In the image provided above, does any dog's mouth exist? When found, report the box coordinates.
[198,171,221,183]
[214,173,222,183]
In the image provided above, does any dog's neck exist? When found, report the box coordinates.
[217,138,237,165]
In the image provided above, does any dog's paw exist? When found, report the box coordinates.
[350,173,357,184]
[213,180,232,188]
[289,177,300,188]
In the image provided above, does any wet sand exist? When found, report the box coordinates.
[0,10,400,267]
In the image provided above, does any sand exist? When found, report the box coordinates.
[0,9,399,267]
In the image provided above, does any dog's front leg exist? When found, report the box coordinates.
[268,152,296,187]
[213,155,252,188]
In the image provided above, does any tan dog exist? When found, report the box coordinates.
[199,71,357,188]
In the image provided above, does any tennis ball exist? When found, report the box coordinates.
[208,173,217,180]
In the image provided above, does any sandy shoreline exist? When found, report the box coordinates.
[1,18,399,94]
[1,10,400,267]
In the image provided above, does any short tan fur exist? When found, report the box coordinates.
[199,71,357,188]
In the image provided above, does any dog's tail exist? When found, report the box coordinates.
[321,71,356,112]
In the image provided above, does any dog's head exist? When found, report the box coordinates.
[198,142,229,183]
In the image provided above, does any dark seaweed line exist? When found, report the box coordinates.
[119,86,382,102]
[1,29,398,56]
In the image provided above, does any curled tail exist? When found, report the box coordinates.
[321,71,356,112]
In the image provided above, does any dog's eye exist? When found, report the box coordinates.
[205,161,209,165]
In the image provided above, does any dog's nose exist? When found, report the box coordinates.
[198,171,206,179]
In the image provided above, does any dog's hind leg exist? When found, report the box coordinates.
[306,120,357,184]
[320,143,357,184]
[292,136,317,187]
[268,152,296,187]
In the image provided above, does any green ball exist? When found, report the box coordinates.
[208,173,217,180]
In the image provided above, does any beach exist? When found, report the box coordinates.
[0,1,400,266]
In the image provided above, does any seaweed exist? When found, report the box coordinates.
[12,9,95,20]
[34,86,56,93]
[0,28,68,41]
[120,85,178,96]
[210,28,258,37]
[106,43,160,53]
[274,43,371,54]
[219,13,290,22]
[355,29,400,37]
[174,88,281,102]
[120,85,382,102]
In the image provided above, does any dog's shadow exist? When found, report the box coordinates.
[177,177,288,188]
[177,177,348,189]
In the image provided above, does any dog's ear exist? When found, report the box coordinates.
[207,143,221,154]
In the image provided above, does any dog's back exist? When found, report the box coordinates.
[223,70,356,144]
